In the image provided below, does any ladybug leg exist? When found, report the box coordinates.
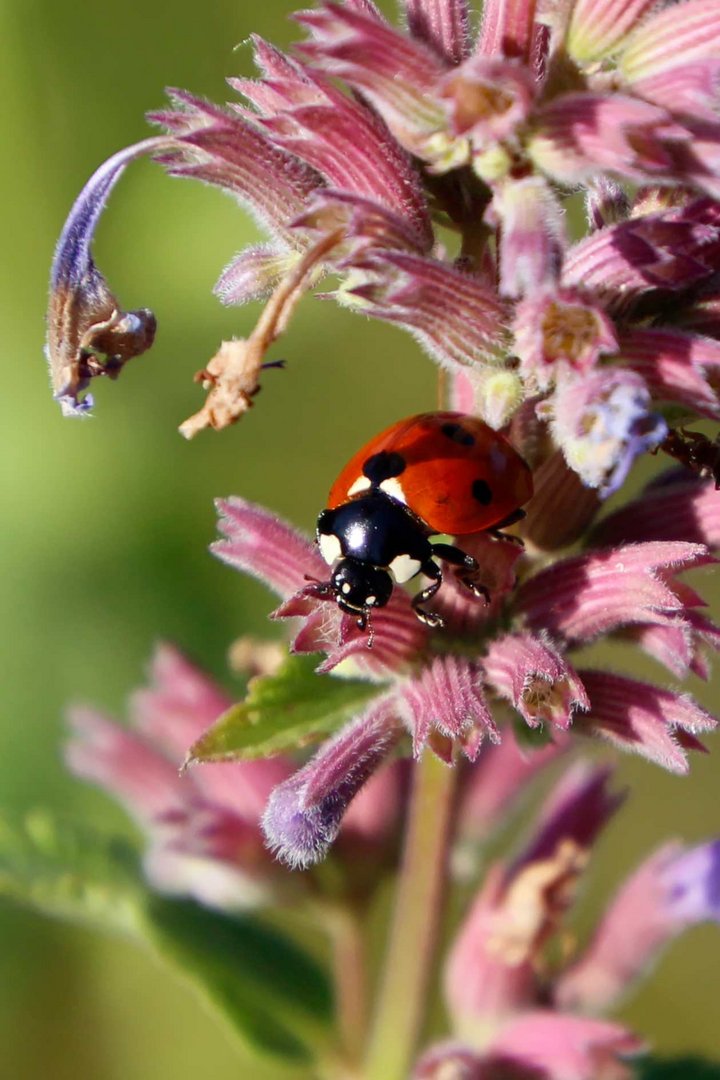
[485,508,526,546]
[431,542,490,604]
[411,560,445,628]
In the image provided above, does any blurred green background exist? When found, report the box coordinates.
[1,0,719,1076]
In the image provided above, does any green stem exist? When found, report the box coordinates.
[364,751,458,1080]
[329,903,369,1065]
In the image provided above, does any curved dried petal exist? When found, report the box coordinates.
[46,139,162,416]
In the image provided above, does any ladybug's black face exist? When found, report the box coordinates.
[331,558,394,616]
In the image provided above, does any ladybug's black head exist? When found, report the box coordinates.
[330,557,394,622]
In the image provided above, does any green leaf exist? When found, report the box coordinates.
[187,653,382,763]
[0,809,144,937]
[144,898,333,1062]
[0,810,332,1064]
[637,1059,720,1080]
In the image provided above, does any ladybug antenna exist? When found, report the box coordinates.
[355,607,374,648]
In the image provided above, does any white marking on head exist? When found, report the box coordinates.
[389,554,422,584]
[341,582,352,595]
[318,532,342,566]
[366,595,377,606]
[348,475,372,497]
[380,477,407,504]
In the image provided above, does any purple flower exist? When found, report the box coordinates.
[418,759,719,1076]
[45,0,720,483]
[66,643,403,902]
[203,484,718,867]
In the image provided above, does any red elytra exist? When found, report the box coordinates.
[328,411,533,535]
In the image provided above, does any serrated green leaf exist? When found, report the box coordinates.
[0,810,332,1064]
[636,1058,720,1079]
[188,653,382,763]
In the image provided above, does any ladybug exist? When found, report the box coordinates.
[313,411,534,630]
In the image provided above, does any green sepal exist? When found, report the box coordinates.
[186,653,382,764]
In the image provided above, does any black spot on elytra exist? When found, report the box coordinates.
[441,422,475,447]
[363,450,407,485]
[472,478,493,505]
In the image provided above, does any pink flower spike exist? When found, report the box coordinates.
[513,288,617,391]
[495,177,566,298]
[538,368,667,495]
[130,644,232,758]
[529,92,680,187]
[517,541,713,645]
[556,839,720,1014]
[66,707,184,824]
[520,449,601,551]
[235,42,432,245]
[214,244,298,306]
[476,0,538,63]
[130,645,292,817]
[261,699,400,868]
[562,198,720,309]
[619,0,720,83]
[630,60,720,124]
[440,56,536,145]
[399,655,498,760]
[483,633,589,730]
[593,474,720,551]
[486,1011,643,1080]
[458,731,569,841]
[567,0,657,62]
[575,669,717,773]
[296,3,448,159]
[619,328,720,418]
[404,0,470,65]
[514,762,624,873]
[150,90,320,246]
[346,250,508,375]
[212,496,326,600]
